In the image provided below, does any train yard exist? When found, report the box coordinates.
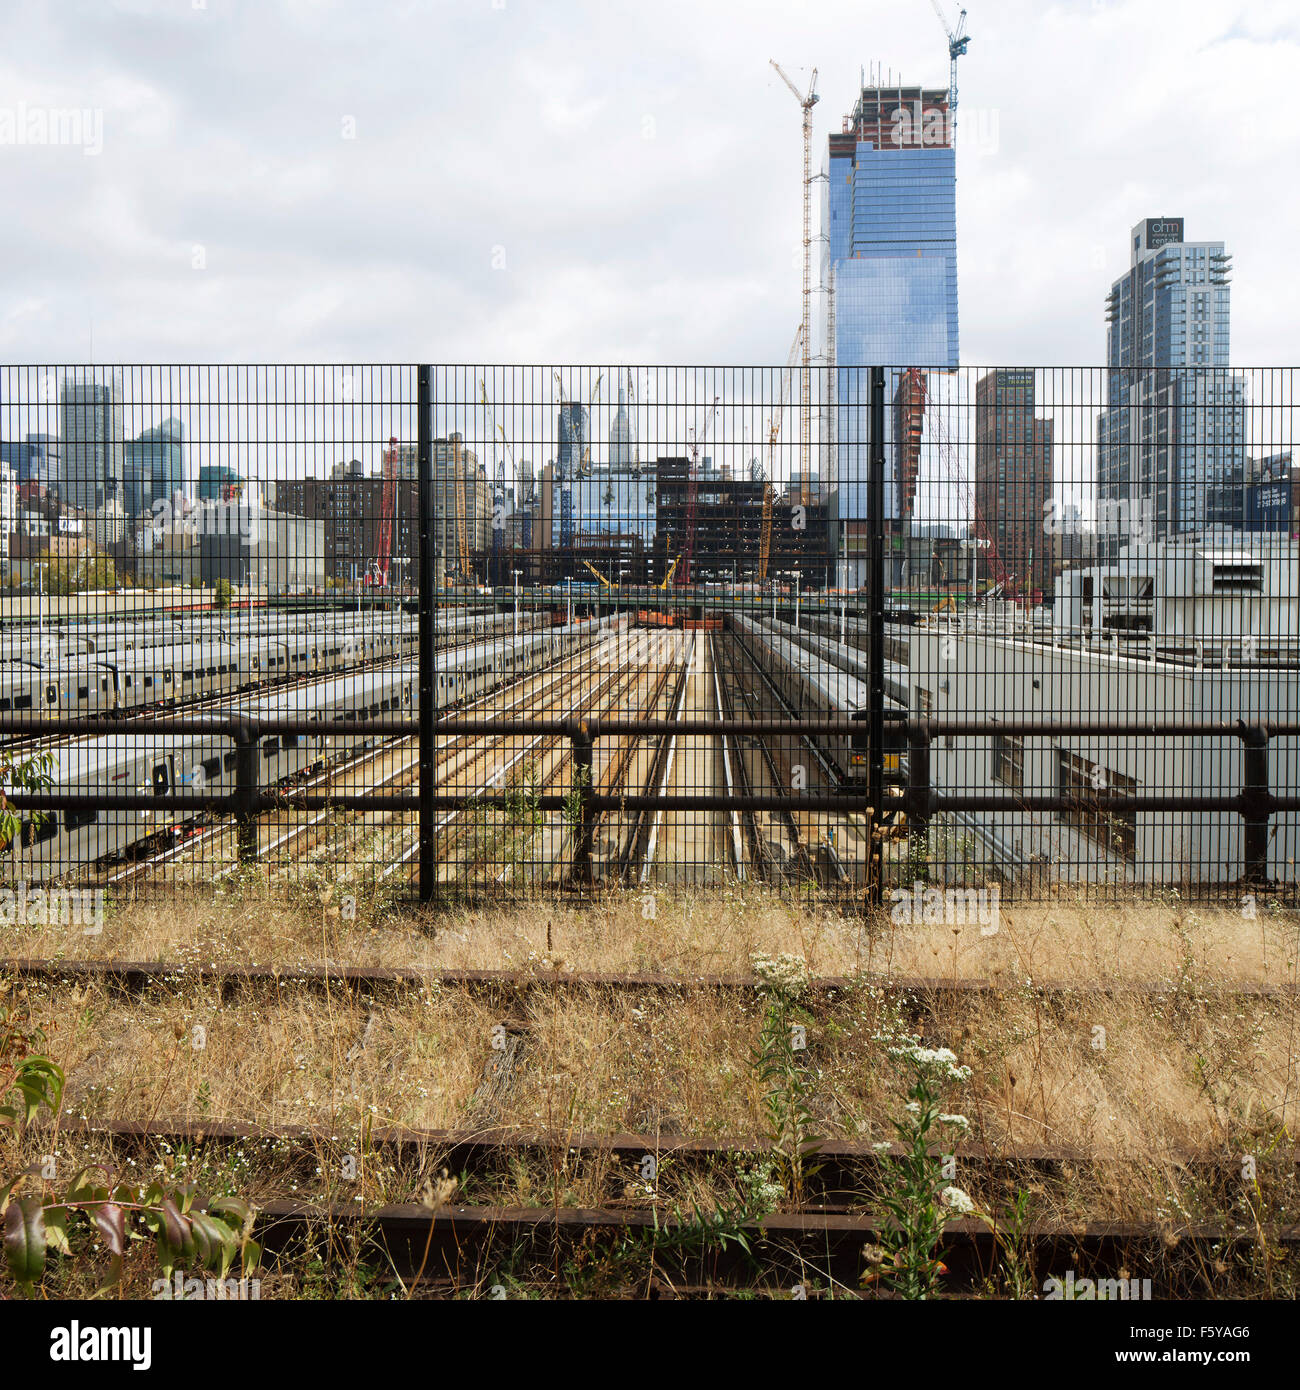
[4,601,1299,1302]
[3,605,915,897]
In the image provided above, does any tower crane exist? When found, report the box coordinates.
[758,326,802,585]
[770,61,818,498]
[928,1,971,140]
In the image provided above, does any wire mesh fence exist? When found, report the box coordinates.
[1,364,1297,909]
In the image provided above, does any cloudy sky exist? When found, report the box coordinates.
[0,0,1297,370]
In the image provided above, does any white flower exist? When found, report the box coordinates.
[938,1112,970,1131]
[750,952,810,1000]
[941,1185,976,1216]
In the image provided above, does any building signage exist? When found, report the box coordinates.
[1145,217,1184,249]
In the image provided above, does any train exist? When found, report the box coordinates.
[731,613,907,789]
[4,616,625,884]
[0,610,544,721]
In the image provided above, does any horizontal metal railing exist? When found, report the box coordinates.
[5,713,1298,893]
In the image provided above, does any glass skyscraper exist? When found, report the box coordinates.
[1096,217,1244,546]
[123,416,185,519]
[823,84,960,524]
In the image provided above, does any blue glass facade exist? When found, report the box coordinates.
[123,416,185,518]
[825,89,960,522]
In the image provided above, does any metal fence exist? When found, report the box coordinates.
[1,364,1297,907]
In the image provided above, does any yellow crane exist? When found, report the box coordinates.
[581,559,613,588]
[770,60,818,494]
[659,553,682,590]
[758,326,802,584]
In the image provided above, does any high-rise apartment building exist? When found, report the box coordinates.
[824,82,960,529]
[975,369,1054,598]
[59,374,123,512]
[1097,218,1244,547]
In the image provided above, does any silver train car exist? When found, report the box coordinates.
[732,613,907,788]
[4,616,623,882]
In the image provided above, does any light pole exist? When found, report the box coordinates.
[794,571,801,631]
[565,575,572,628]
[512,568,521,638]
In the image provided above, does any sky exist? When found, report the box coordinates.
[1,0,1298,372]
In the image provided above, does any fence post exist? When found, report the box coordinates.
[417,365,436,903]
[867,365,886,905]
[231,719,260,864]
[906,721,932,881]
[569,719,595,886]
[1240,723,1273,887]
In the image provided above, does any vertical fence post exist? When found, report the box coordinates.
[906,722,932,880]
[231,720,260,864]
[417,365,435,903]
[1240,723,1272,887]
[570,719,595,886]
[867,366,886,905]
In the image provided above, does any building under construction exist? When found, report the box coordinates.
[653,457,832,586]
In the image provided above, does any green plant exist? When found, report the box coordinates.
[1,998,258,1297]
[214,577,233,610]
[866,1029,973,1300]
[0,749,56,851]
[750,953,822,1206]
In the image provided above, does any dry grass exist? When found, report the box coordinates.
[5,883,1298,988]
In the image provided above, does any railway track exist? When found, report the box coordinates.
[18,1111,1298,1295]
[5,954,1292,1007]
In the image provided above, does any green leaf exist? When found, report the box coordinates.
[4,1195,46,1289]
[43,1206,72,1256]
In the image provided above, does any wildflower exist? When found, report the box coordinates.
[941,1185,976,1216]
[751,952,810,1000]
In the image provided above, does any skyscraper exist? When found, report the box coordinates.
[1096,218,1244,547]
[824,82,960,534]
[975,370,1054,598]
[556,402,587,549]
[59,373,123,512]
[122,416,185,519]
[608,382,633,472]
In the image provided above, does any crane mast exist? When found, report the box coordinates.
[770,60,819,499]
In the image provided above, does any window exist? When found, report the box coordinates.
[916,686,933,718]
[202,757,221,781]
[992,733,1024,790]
[1057,751,1136,862]
[263,739,280,760]
[22,814,59,847]
[65,807,97,833]
[224,752,238,773]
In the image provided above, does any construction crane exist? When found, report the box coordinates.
[370,436,399,586]
[758,327,801,585]
[677,395,720,587]
[928,1,971,141]
[659,553,682,590]
[581,559,613,589]
[770,60,818,497]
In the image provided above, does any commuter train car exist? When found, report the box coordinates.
[731,613,906,789]
[4,615,623,882]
